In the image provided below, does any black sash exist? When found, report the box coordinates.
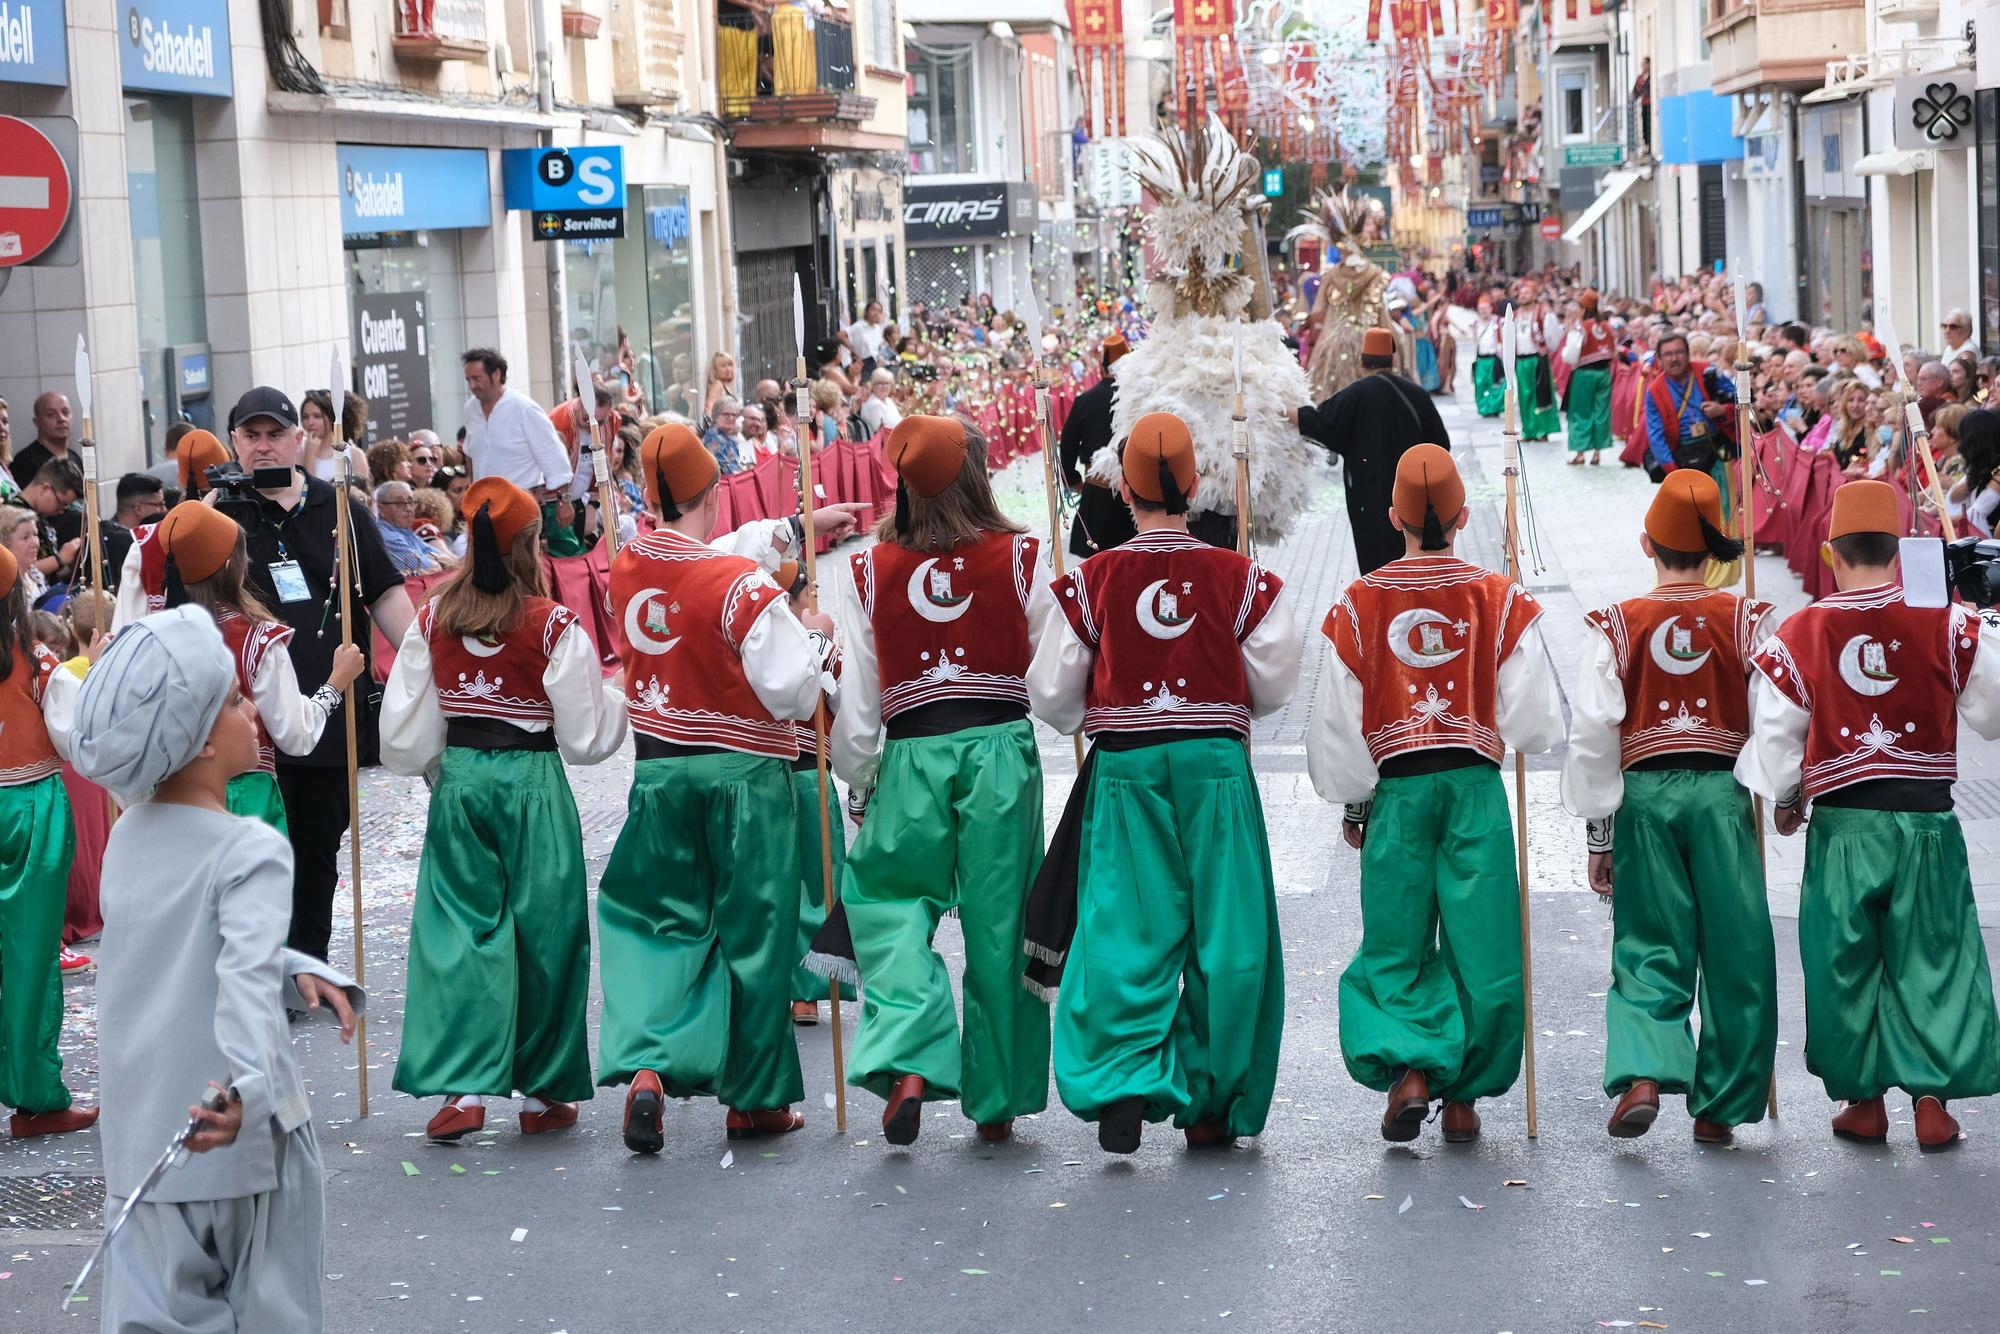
[445,717,557,752]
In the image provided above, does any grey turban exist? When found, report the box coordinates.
[70,606,236,804]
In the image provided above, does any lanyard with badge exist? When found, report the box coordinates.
[261,498,315,605]
[1670,372,1710,442]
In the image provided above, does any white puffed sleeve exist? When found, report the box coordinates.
[1733,670,1808,804]
[1559,630,1625,819]
[252,640,337,759]
[1496,622,1566,754]
[830,572,884,789]
[1305,640,1378,804]
[379,621,447,777]
[1027,596,1092,737]
[742,602,830,723]
[1242,591,1302,717]
[546,621,628,765]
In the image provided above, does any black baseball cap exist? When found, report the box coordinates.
[228,386,300,432]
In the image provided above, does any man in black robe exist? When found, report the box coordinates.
[1293,327,1451,574]
[1058,335,1137,559]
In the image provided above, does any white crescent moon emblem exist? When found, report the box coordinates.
[1837,633,1898,697]
[461,635,505,659]
[1647,618,1712,676]
[622,586,682,656]
[907,557,974,624]
[1136,579,1197,640]
[1388,607,1464,669]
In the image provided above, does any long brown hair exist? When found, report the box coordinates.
[871,418,1025,552]
[430,519,547,640]
[177,534,281,628]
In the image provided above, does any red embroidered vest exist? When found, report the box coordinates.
[1052,529,1282,738]
[216,612,295,773]
[1577,318,1615,367]
[419,596,576,729]
[1585,585,1772,768]
[0,642,62,787]
[1751,585,1979,800]
[856,531,1038,720]
[611,528,796,758]
[1325,556,1542,764]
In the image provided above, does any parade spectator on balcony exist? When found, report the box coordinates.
[859,368,903,436]
[461,348,573,496]
[703,352,739,424]
[1631,57,1652,156]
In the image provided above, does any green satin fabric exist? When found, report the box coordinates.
[225,769,289,834]
[595,751,804,1110]
[1053,738,1283,1135]
[843,721,1049,1123]
[1604,769,1776,1125]
[393,748,594,1101]
[790,766,855,1003]
[1514,354,1561,438]
[1800,806,2000,1102]
[1566,362,1614,453]
[0,774,75,1113]
[1338,765,1523,1102]
[1472,355,1507,418]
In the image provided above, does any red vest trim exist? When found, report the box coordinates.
[857,531,1038,720]
[419,597,576,729]
[135,525,168,614]
[0,643,62,787]
[1585,584,1771,768]
[611,528,797,758]
[1576,318,1615,367]
[1053,528,1281,738]
[1324,556,1542,765]
[1751,584,1978,800]
[217,612,296,773]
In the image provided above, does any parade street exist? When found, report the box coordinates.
[7,383,2000,1334]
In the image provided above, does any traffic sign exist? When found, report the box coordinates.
[1563,143,1625,168]
[0,114,72,267]
[1539,217,1562,240]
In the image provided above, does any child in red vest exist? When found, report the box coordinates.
[1310,443,1565,1145]
[1739,480,2000,1150]
[1562,469,1778,1144]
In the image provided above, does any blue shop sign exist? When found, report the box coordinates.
[0,0,68,87]
[336,144,492,236]
[501,145,626,212]
[119,0,233,98]
[177,349,208,396]
[1658,91,1743,167]
[1467,206,1504,229]
[647,197,690,249]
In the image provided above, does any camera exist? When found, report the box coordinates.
[204,463,296,527]
[1944,536,2000,607]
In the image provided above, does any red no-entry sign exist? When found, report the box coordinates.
[1539,216,1562,241]
[0,115,73,268]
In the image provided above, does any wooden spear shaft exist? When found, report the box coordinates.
[1502,377,1538,1140]
[1733,354,1777,1121]
[331,428,371,1117]
[794,364,847,1135]
[1031,368,1085,768]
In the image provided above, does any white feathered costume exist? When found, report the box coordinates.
[1089,119,1329,547]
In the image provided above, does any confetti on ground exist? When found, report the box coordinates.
[1881,1270,1902,1277]
[1692,1231,1711,1238]
[1892,1237,1915,1245]
[510,1228,528,1243]
[449,1164,465,1174]
[1745,1279,1767,1286]
[824,1093,837,1109]
[1364,1194,1385,1200]
[1397,1195,1413,1215]
[1458,1196,1484,1211]
[1503,1180,1528,1187]
[401,1162,420,1177]
[1050,1202,1066,1209]
[961,1268,988,1276]
[1930,1238,1951,1244]
[1706,1272,1726,1278]
[720,1151,734,1169]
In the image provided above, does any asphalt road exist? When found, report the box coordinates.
[6,377,2000,1332]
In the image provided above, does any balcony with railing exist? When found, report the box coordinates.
[393,0,489,62]
[1705,0,1865,95]
[720,4,886,150]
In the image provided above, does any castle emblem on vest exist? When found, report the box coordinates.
[1137,579,1198,640]
[1837,633,1900,697]
[624,588,682,655]
[1648,615,1712,675]
[1388,607,1467,668]
[908,557,974,623]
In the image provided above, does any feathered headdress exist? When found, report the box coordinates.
[1283,186,1384,258]
[1129,115,1264,320]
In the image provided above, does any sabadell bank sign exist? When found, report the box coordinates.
[0,0,70,87]
[119,0,234,98]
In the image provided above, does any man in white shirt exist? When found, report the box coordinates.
[845,301,889,369]
[459,348,573,496]
[858,369,903,436]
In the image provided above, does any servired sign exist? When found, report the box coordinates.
[0,114,71,266]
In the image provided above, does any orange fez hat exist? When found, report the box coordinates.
[157,500,241,587]
[1122,412,1198,512]
[1102,333,1131,367]
[1361,328,1396,361]
[0,544,16,601]
[641,424,720,520]
[885,416,968,499]
[773,558,805,597]
[1645,468,1727,553]
[1392,443,1464,547]
[176,430,231,495]
[461,478,540,555]
[1827,480,1900,540]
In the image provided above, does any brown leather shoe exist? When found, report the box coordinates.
[520,1099,578,1135]
[1381,1068,1431,1143]
[1914,1096,1962,1153]
[883,1074,925,1146]
[975,1120,1013,1144]
[425,1100,485,1143]
[1607,1080,1661,1138]
[1692,1118,1735,1145]
[1441,1101,1481,1144]
[1183,1118,1236,1151]
[9,1105,98,1138]
[726,1106,805,1139]
[1831,1096,1888,1145]
[623,1070,665,1154]
[791,1000,820,1026]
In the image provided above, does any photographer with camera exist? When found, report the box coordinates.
[226,387,415,961]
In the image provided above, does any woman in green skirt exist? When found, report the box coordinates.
[381,478,628,1143]
[1563,289,1617,465]
[156,501,364,831]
